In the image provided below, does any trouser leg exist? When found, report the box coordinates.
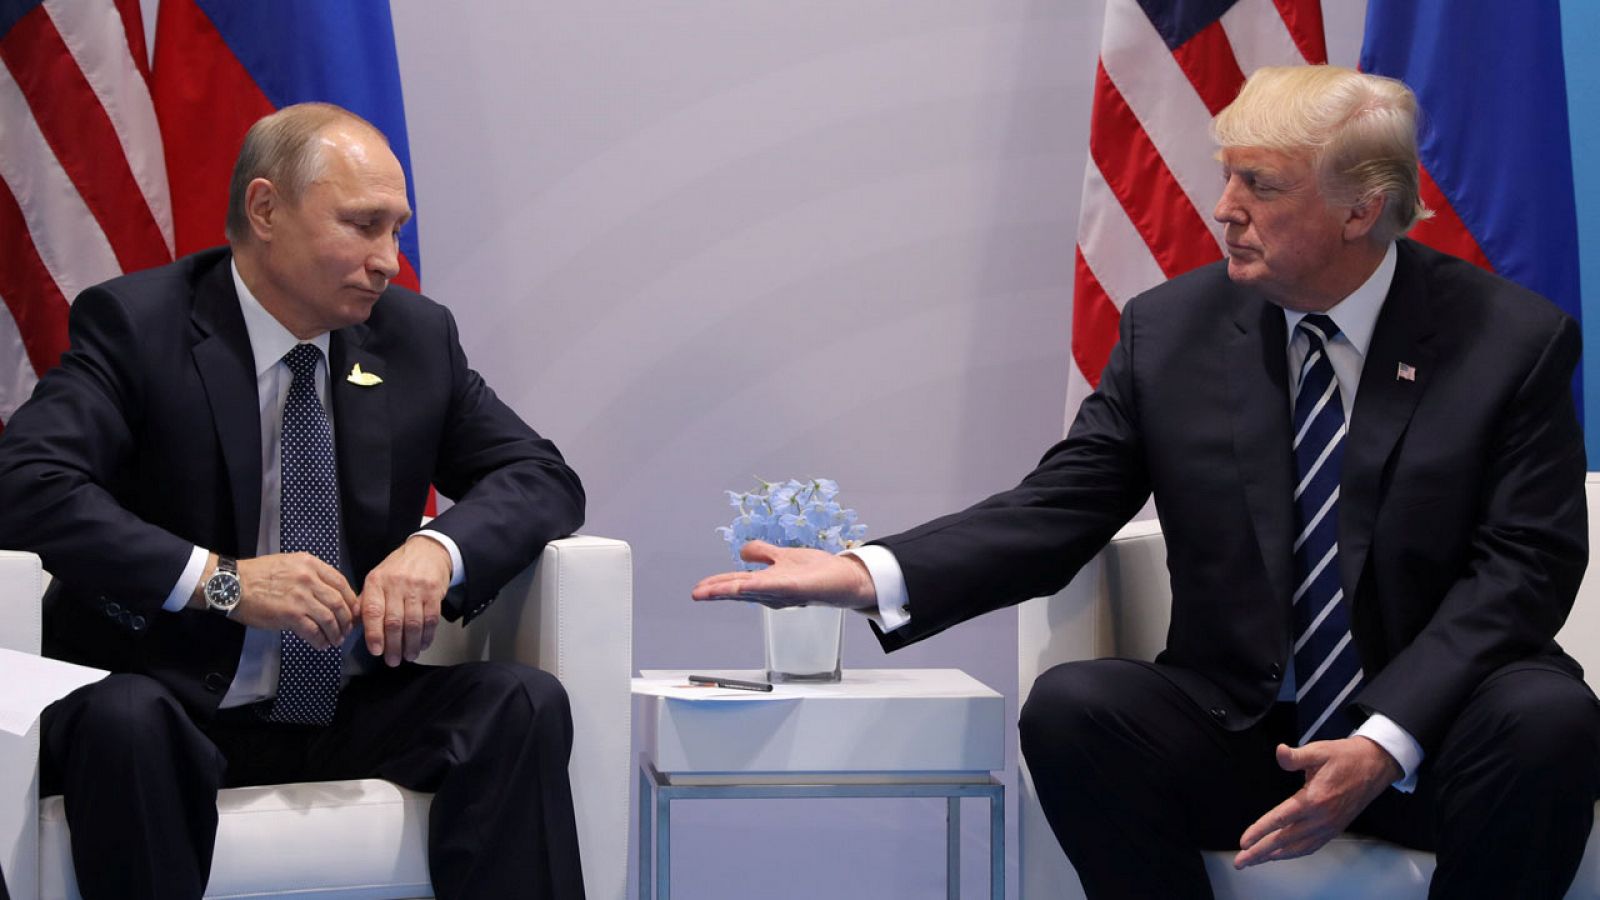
[1019,659,1297,900]
[312,661,584,900]
[1355,664,1600,900]
[41,673,225,900]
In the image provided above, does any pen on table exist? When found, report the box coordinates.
[688,674,774,692]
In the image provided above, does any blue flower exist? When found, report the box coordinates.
[718,477,868,567]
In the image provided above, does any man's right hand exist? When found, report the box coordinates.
[690,540,878,611]
[232,553,359,649]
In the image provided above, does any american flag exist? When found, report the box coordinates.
[1067,0,1327,423]
[0,0,173,433]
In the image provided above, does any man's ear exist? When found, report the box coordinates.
[1343,192,1386,242]
[243,178,278,243]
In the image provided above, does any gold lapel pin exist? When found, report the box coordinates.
[346,363,383,387]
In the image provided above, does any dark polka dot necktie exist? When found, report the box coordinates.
[1290,315,1363,745]
[263,343,344,726]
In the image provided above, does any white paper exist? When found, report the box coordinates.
[0,648,109,735]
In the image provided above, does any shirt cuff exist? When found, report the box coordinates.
[842,545,910,633]
[164,545,210,612]
[1355,713,1423,792]
[414,529,466,587]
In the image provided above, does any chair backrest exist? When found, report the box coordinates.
[1557,473,1600,687]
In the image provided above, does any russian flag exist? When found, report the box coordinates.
[1360,0,1581,419]
[151,0,422,290]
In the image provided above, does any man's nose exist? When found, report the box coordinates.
[369,237,400,281]
[1213,179,1245,225]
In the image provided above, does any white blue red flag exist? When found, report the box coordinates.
[1361,0,1582,413]
[151,0,422,287]
[0,0,173,431]
[1067,0,1327,424]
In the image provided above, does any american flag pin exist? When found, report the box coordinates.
[1396,362,1417,382]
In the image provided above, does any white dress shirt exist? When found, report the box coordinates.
[852,242,1424,789]
[161,261,465,707]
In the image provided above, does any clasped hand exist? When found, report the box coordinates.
[690,540,878,611]
[232,536,451,666]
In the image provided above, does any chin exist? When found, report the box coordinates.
[1225,258,1261,284]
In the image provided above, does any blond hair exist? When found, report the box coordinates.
[225,103,389,242]
[1212,66,1431,243]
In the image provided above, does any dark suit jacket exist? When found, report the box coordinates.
[0,247,585,718]
[875,240,1587,754]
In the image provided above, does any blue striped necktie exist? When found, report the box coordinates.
[1290,314,1363,745]
[263,343,344,726]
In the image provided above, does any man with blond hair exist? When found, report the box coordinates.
[0,103,587,899]
[696,66,1599,897]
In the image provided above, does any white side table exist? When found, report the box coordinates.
[634,668,1005,899]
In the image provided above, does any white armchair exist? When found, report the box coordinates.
[1018,477,1600,899]
[0,535,633,900]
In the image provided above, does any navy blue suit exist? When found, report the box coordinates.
[874,240,1599,897]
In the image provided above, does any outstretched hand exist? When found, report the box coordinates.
[691,540,878,611]
[1234,737,1401,869]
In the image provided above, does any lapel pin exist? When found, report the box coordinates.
[346,363,383,387]
[1396,362,1416,382]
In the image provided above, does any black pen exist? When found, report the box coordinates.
[688,674,774,692]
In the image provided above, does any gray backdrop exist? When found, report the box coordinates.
[388,3,1367,896]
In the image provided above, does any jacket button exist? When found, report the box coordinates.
[203,673,228,693]
[104,601,122,617]
[117,611,132,628]
[130,615,147,631]
[1269,663,1283,680]
[1208,707,1227,721]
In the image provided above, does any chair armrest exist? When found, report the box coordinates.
[1015,520,1172,900]
[418,535,633,900]
[0,551,45,900]
[1018,519,1170,691]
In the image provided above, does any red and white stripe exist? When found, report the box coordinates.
[1067,0,1326,425]
[0,0,171,428]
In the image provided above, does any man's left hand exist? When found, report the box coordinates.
[1234,737,1401,869]
[361,535,452,666]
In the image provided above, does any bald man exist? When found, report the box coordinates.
[0,103,587,899]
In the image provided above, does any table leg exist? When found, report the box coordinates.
[989,786,1004,900]
[947,796,961,900]
[656,786,672,900]
[638,766,652,900]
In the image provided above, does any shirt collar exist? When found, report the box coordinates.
[230,258,332,379]
[1283,241,1398,357]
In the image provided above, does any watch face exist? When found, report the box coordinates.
[206,572,241,610]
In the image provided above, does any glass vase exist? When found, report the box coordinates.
[762,605,844,683]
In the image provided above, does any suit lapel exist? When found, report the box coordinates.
[330,326,392,577]
[191,259,262,555]
[1226,296,1296,606]
[1339,243,1436,602]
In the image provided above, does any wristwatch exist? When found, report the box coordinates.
[203,556,242,617]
